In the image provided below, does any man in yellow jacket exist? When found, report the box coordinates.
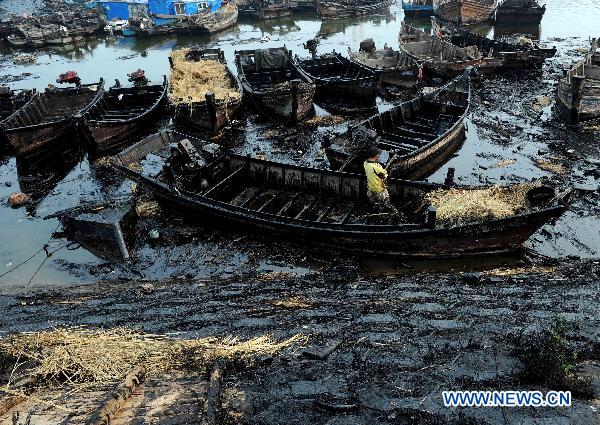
[363,146,399,214]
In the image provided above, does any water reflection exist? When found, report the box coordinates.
[16,145,82,212]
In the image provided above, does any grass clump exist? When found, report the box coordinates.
[514,317,594,397]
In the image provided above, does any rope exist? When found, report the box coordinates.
[24,242,73,288]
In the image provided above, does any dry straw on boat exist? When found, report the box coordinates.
[424,183,536,225]
[169,48,240,104]
[0,327,305,385]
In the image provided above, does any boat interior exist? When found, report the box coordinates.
[237,48,308,90]
[350,48,416,71]
[299,54,374,81]
[3,83,101,128]
[86,82,165,123]
[355,82,468,155]
[192,155,427,226]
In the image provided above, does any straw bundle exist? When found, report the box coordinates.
[424,183,536,225]
[169,49,240,104]
[0,328,305,385]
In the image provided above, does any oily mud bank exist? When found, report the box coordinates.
[1,261,599,424]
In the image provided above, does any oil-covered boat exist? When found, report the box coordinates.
[324,72,470,179]
[111,129,572,258]
[235,47,315,122]
[496,0,545,25]
[315,0,394,20]
[170,48,243,134]
[0,74,104,158]
[239,0,292,19]
[399,21,554,78]
[296,52,380,103]
[433,0,497,26]
[128,3,238,36]
[0,87,35,122]
[434,17,556,68]
[400,22,502,77]
[348,44,419,88]
[556,38,600,125]
[80,72,169,154]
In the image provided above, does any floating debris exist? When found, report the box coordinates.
[535,159,568,174]
[136,199,161,218]
[7,192,31,208]
[493,158,517,168]
[305,115,345,126]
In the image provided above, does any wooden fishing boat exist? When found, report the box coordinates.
[0,79,104,158]
[239,0,292,19]
[556,38,600,125]
[130,3,238,36]
[80,76,169,154]
[433,0,497,26]
[496,0,545,25]
[296,52,380,103]
[399,22,503,78]
[402,0,434,17]
[348,45,419,88]
[111,129,572,258]
[235,47,315,122]
[170,48,243,134]
[434,18,556,68]
[315,0,394,20]
[324,72,470,179]
[0,87,35,122]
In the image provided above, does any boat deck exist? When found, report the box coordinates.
[207,182,417,225]
[88,85,165,123]
[4,86,99,128]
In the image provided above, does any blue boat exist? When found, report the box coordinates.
[401,0,434,17]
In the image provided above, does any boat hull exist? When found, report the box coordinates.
[244,82,315,122]
[434,0,496,25]
[555,39,600,124]
[1,82,104,158]
[174,98,243,133]
[112,130,570,259]
[495,4,545,25]
[171,49,243,133]
[236,48,316,122]
[316,0,394,20]
[2,119,75,157]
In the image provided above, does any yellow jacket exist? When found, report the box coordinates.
[364,160,387,193]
